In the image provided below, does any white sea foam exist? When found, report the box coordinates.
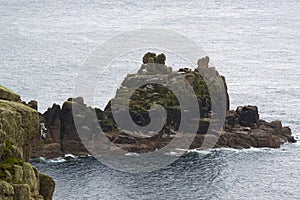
[38,157,66,163]
[175,148,213,156]
[64,154,77,159]
[164,151,181,156]
[124,152,140,157]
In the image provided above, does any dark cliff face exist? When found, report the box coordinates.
[30,53,296,158]
[0,85,55,200]
[31,98,90,159]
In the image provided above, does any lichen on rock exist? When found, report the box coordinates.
[39,173,55,200]
[0,86,21,102]
[0,100,39,148]
[0,85,55,200]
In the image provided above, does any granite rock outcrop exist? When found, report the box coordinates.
[30,53,296,158]
[0,85,55,200]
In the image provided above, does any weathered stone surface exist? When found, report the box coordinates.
[22,162,39,196]
[26,100,38,111]
[39,173,55,200]
[12,165,23,183]
[31,99,92,158]
[197,56,209,68]
[0,86,55,200]
[236,105,259,128]
[0,100,39,147]
[0,180,15,196]
[0,86,21,102]
[142,52,166,65]
[0,143,23,161]
[43,104,61,144]
[12,184,31,200]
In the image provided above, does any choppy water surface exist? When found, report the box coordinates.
[1,0,300,199]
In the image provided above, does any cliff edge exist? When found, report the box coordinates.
[0,85,55,200]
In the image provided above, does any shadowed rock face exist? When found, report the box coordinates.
[31,98,91,159]
[0,85,55,200]
[30,53,296,158]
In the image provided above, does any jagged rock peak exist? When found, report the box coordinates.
[197,56,209,68]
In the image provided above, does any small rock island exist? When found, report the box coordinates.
[26,53,296,158]
[0,53,297,167]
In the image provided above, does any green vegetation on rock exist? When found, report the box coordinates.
[0,85,21,102]
[104,52,228,135]
[0,100,39,147]
[0,85,55,200]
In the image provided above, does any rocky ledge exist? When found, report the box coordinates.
[0,86,55,200]
[30,53,296,158]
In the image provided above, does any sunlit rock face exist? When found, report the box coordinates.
[0,85,55,200]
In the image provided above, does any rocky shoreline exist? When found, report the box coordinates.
[28,53,296,159]
[29,98,296,159]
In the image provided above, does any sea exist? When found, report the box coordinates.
[0,0,299,199]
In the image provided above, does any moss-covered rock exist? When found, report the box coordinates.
[0,86,21,102]
[0,100,39,147]
[0,143,23,162]
[22,162,39,196]
[0,86,55,200]
[12,165,23,183]
[39,173,55,200]
[11,183,31,200]
[0,180,14,199]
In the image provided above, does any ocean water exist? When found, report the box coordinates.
[1,0,300,199]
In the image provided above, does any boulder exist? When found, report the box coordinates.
[269,120,282,131]
[26,100,38,111]
[39,173,55,200]
[142,52,166,65]
[197,56,209,68]
[236,105,259,128]
[143,52,156,64]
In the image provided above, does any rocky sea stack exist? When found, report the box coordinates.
[0,86,55,200]
[30,53,296,158]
